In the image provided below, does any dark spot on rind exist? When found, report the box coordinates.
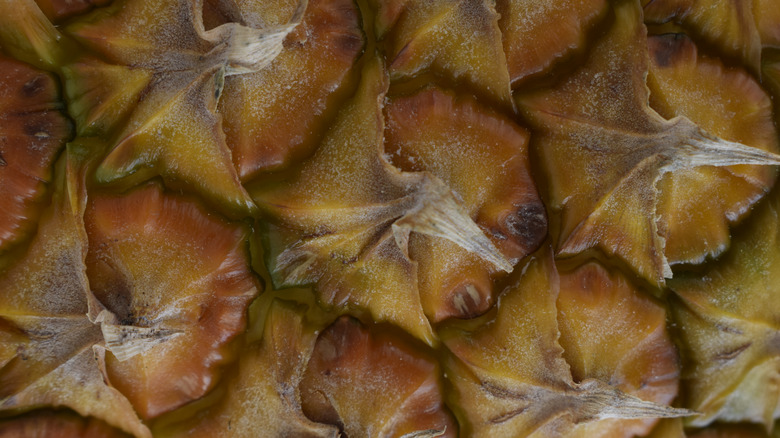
[21,75,47,98]
[505,202,547,250]
[336,33,364,56]
[95,267,136,324]
[649,33,686,68]
[23,117,54,139]
[16,346,28,361]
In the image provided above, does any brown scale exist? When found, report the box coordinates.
[646,32,778,268]
[373,0,513,110]
[84,182,260,419]
[63,0,331,217]
[497,0,608,88]
[253,54,534,345]
[216,0,364,182]
[300,316,457,438]
[384,86,546,322]
[0,53,70,254]
[555,262,682,437]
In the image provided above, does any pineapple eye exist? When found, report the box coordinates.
[0,145,153,438]
[253,55,546,344]
[440,250,691,437]
[668,185,780,429]
[83,182,260,419]
[517,0,780,287]
[1,0,780,434]
[0,142,259,436]
[647,33,779,269]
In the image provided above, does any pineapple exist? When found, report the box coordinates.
[1,0,780,436]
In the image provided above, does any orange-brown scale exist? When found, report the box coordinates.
[0,54,70,254]
[300,316,457,437]
[155,299,339,437]
[84,183,260,419]
[497,0,608,87]
[557,262,681,437]
[218,0,365,182]
[384,87,546,322]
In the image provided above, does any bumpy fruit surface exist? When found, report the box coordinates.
[1,0,780,436]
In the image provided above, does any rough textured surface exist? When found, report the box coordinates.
[517,0,780,286]
[0,0,779,435]
[441,251,688,437]
[84,182,259,418]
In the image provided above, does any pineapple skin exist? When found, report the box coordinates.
[0,0,779,436]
